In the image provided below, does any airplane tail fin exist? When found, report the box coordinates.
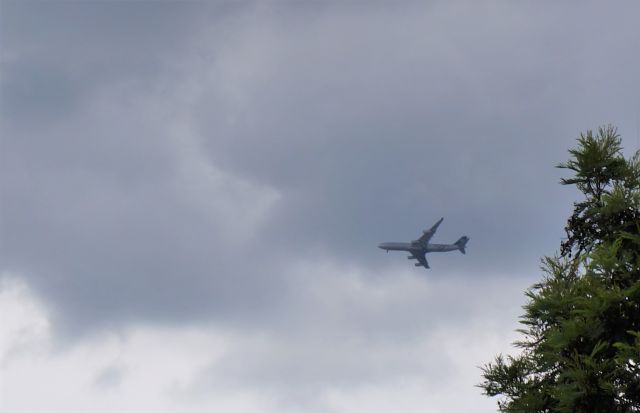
[454,236,469,254]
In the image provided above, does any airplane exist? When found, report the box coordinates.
[378,217,469,269]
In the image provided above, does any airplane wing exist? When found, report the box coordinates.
[411,252,430,269]
[417,217,444,245]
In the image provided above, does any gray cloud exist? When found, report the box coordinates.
[3,4,640,412]
[94,363,126,389]
[177,267,528,411]
[1,1,202,119]
[2,5,640,405]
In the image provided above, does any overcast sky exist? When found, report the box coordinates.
[2,1,640,412]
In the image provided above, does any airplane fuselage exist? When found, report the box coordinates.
[377,242,459,253]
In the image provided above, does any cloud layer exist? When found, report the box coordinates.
[2,1,640,411]
[1,272,522,413]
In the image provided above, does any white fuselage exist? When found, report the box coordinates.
[377,241,458,254]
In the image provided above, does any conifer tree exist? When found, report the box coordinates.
[480,126,640,412]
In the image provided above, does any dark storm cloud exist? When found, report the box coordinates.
[1,1,286,335]
[190,1,640,269]
[2,0,640,339]
[1,1,202,119]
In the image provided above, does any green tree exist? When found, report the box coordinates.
[480,126,640,412]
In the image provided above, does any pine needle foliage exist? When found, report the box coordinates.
[480,126,640,412]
